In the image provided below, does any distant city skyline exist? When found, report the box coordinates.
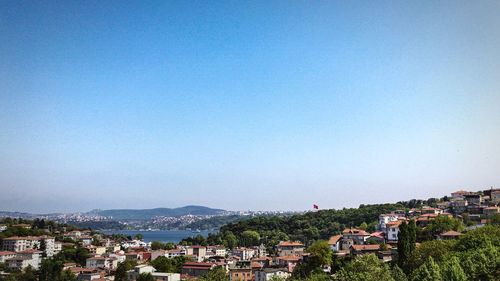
[1,1,499,213]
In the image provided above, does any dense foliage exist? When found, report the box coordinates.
[217,203,404,246]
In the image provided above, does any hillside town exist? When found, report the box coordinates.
[0,188,499,281]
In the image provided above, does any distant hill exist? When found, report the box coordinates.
[92,205,226,220]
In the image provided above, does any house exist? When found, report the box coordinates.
[232,247,256,261]
[483,206,499,217]
[125,252,145,263]
[207,245,227,257]
[327,235,342,252]
[276,255,301,272]
[450,199,468,214]
[276,241,304,257]
[181,262,216,277]
[229,261,253,281]
[438,230,462,240]
[342,228,371,244]
[451,190,472,199]
[186,246,207,262]
[85,256,118,270]
[0,225,7,232]
[464,194,483,205]
[79,236,93,246]
[251,257,272,268]
[127,265,180,281]
[491,191,500,204]
[421,207,443,215]
[254,268,291,281]
[7,249,42,270]
[0,251,16,263]
[12,224,31,229]
[85,245,107,255]
[378,214,399,231]
[1,236,57,257]
[385,221,402,242]
[366,232,385,244]
[350,244,381,256]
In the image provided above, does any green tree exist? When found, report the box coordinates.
[397,221,410,272]
[307,240,333,268]
[151,241,165,250]
[334,254,394,281]
[115,260,137,281]
[441,256,466,281]
[151,256,187,273]
[223,231,238,249]
[358,222,368,230]
[409,239,455,270]
[199,266,228,281]
[391,265,408,281]
[240,230,260,247]
[40,259,64,281]
[136,273,154,281]
[39,239,47,257]
[134,234,144,240]
[410,257,442,281]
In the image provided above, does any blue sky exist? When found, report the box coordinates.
[1,1,499,213]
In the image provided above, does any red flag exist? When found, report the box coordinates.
[313,204,319,210]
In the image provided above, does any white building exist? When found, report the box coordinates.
[86,256,118,270]
[1,236,57,257]
[254,268,291,281]
[378,214,399,230]
[128,265,180,281]
[232,248,256,261]
[7,249,42,270]
[0,251,16,263]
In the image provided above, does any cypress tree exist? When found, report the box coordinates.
[442,256,467,281]
[397,221,409,272]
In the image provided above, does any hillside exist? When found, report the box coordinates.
[92,205,227,220]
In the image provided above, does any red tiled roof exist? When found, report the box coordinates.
[342,228,370,236]
[277,241,304,247]
[0,251,15,255]
[351,245,380,251]
[328,235,342,245]
[440,230,462,237]
[17,249,43,254]
[278,256,301,261]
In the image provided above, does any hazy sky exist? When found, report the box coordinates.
[1,1,499,213]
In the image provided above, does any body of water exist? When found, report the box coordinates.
[100,229,210,243]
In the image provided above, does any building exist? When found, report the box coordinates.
[342,228,371,244]
[327,235,342,252]
[491,191,500,204]
[181,262,216,277]
[127,265,180,281]
[7,249,42,270]
[254,268,290,281]
[366,232,385,244]
[85,245,107,255]
[385,221,402,242]
[350,244,381,256]
[232,248,256,261]
[451,190,472,199]
[0,251,16,263]
[378,214,399,230]
[85,256,118,270]
[229,261,252,281]
[1,236,57,257]
[438,230,462,240]
[483,206,499,217]
[464,194,483,205]
[207,245,227,257]
[186,246,207,262]
[276,241,304,257]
